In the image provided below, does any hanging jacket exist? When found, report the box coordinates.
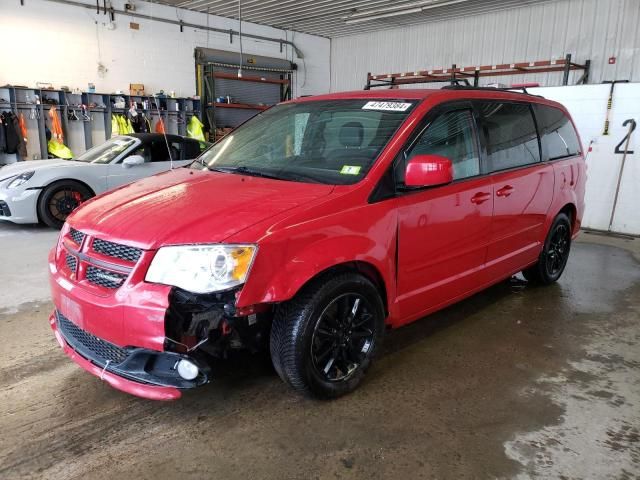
[19,113,27,144]
[130,113,143,133]
[0,113,7,153]
[155,117,165,134]
[12,113,27,159]
[3,112,26,158]
[48,107,64,142]
[186,115,205,142]
[111,114,120,138]
[47,139,73,159]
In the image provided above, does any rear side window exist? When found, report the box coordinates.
[478,102,540,172]
[534,105,581,161]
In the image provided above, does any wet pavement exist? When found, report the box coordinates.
[0,225,638,479]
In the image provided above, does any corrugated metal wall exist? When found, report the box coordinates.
[330,0,640,92]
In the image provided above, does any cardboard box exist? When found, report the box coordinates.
[129,83,145,96]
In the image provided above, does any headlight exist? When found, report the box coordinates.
[7,171,35,189]
[145,244,257,293]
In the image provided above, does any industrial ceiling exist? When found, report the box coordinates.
[153,0,552,38]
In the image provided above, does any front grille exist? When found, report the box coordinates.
[65,253,77,273]
[86,265,127,289]
[92,238,142,263]
[69,228,85,245]
[0,201,10,217]
[57,312,128,366]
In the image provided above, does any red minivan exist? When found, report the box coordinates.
[49,88,585,400]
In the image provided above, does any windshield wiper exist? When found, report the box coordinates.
[208,166,285,181]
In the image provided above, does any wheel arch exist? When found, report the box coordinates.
[299,261,389,317]
[558,202,578,233]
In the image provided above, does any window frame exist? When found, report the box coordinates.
[369,100,486,203]
[473,100,543,174]
[531,103,582,162]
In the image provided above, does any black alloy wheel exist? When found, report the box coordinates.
[310,293,376,383]
[545,222,570,277]
[523,212,572,285]
[270,272,385,399]
[38,180,93,229]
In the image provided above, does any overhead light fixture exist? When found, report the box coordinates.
[344,0,469,25]
[345,7,422,24]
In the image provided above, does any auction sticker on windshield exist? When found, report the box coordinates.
[340,165,361,175]
[362,101,413,112]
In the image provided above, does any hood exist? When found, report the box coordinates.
[68,168,335,249]
[0,159,84,180]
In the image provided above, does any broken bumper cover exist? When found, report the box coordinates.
[50,310,210,401]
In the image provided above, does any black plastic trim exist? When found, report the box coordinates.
[56,311,209,389]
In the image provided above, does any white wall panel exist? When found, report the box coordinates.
[529,83,640,236]
[0,0,330,99]
[331,0,640,92]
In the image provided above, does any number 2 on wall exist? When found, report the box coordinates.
[614,119,636,155]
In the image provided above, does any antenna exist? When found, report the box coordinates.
[146,2,173,170]
[154,94,173,169]
[238,0,243,78]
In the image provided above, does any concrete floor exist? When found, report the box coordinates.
[0,222,638,480]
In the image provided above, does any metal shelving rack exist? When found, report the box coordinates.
[199,61,293,141]
[0,85,202,161]
[364,54,591,89]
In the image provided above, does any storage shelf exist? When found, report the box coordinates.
[1,85,202,160]
[211,102,270,111]
[211,72,289,85]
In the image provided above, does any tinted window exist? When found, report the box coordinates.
[183,139,203,159]
[148,140,181,162]
[404,109,480,181]
[479,102,540,171]
[534,105,581,161]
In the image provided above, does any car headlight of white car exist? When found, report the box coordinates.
[7,171,35,189]
[145,244,257,293]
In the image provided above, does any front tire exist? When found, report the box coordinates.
[270,272,385,399]
[37,180,93,229]
[523,212,572,285]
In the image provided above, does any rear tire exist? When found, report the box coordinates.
[38,180,93,229]
[523,213,572,285]
[270,272,385,399]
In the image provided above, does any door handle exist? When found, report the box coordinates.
[496,185,514,197]
[471,192,492,204]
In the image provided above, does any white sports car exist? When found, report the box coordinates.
[0,133,207,228]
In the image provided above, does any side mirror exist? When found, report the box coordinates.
[405,154,453,188]
[123,155,145,168]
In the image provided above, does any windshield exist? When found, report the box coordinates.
[74,136,137,164]
[193,99,417,185]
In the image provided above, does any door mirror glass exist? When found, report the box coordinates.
[405,154,453,187]
[122,155,145,168]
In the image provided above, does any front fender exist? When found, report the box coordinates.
[236,205,398,316]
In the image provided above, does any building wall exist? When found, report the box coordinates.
[330,0,640,92]
[0,0,330,99]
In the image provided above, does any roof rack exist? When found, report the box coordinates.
[440,85,545,98]
[365,77,470,89]
[364,54,590,90]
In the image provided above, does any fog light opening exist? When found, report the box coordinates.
[176,359,199,380]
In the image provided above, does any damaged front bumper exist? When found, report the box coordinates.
[50,310,210,400]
